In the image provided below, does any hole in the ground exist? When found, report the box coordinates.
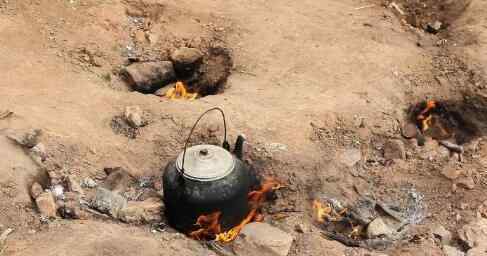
[121,46,233,99]
[384,0,471,33]
[408,99,481,145]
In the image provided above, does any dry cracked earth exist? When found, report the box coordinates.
[1,0,487,255]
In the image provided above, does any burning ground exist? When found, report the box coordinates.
[2,0,487,256]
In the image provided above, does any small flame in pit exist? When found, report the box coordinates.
[313,199,362,239]
[417,100,437,132]
[312,200,347,223]
[165,81,198,100]
[189,177,282,243]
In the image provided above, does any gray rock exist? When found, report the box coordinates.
[338,148,362,167]
[443,245,465,256]
[123,61,175,93]
[170,47,203,76]
[80,177,97,188]
[124,106,146,128]
[7,128,42,148]
[233,222,294,256]
[36,191,57,218]
[30,182,44,199]
[118,197,163,224]
[92,187,127,218]
[102,167,134,193]
[432,225,452,244]
[350,198,377,225]
[367,217,395,238]
[384,139,406,160]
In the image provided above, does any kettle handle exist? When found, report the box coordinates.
[181,107,229,174]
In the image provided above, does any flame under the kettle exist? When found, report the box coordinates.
[189,177,282,242]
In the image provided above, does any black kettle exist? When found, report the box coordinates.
[162,107,253,233]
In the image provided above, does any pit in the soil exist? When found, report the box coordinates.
[384,0,471,32]
[409,99,481,145]
[122,46,233,99]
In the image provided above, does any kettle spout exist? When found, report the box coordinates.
[233,134,246,159]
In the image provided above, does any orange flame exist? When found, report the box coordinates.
[417,100,437,131]
[165,81,198,100]
[189,177,282,243]
[189,212,222,240]
[312,199,347,223]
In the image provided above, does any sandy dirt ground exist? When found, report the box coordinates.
[1,0,487,255]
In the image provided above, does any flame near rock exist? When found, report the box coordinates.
[165,81,198,100]
[416,100,437,132]
[312,200,347,223]
[189,178,281,243]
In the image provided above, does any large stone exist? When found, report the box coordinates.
[124,106,146,128]
[35,191,57,218]
[6,128,42,148]
[170,47,203,77]
[233,222,294,256]
[123,61,175,93]
[103,167,134,193]
[366,217,395,238]
[92,187,127,218]
[118,197,163,224]
[384,139,406,160]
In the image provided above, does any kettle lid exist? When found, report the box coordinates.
[176,144,235,181]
